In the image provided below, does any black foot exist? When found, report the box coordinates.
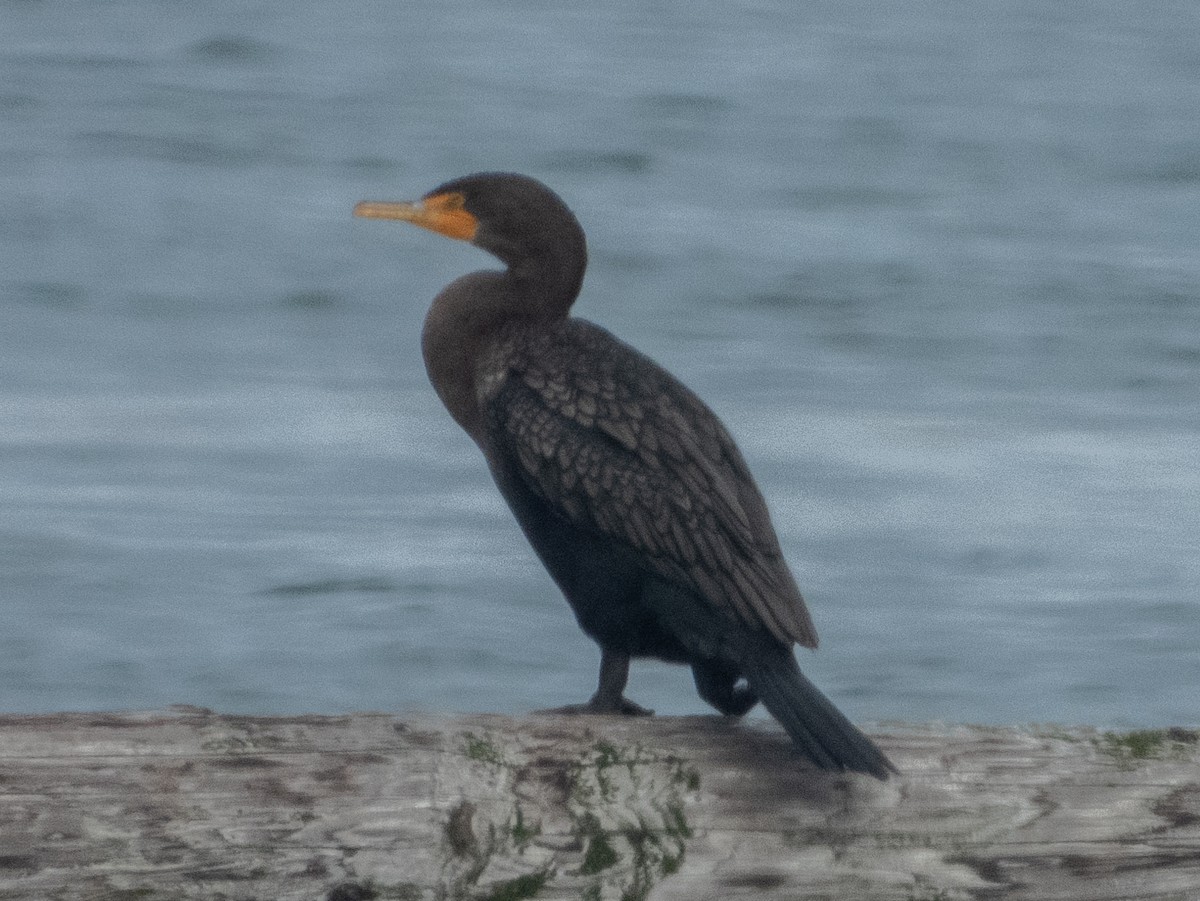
[712,684,758,717]
[538,650,653,716]
[538,696,654,717]
[693,661,759,717]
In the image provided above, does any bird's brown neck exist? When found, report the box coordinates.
[508,248,586,320]
[421,256,585,443]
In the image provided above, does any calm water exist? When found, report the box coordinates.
[2,1,1198,728]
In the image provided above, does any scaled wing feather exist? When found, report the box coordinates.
[482,321,818,648]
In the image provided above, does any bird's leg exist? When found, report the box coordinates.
[538,649,653,716]
[590,649,653,715]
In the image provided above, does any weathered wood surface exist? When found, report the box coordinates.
[0,708,1197,901]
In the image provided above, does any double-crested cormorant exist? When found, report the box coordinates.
[354,173,895,779]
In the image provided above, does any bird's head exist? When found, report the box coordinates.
[355,172,586,274]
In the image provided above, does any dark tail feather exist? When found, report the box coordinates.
[744,646,897,780]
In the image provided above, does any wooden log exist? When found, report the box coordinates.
[0,708,1197,900]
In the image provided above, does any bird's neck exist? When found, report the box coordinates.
[420,265,576,441]
[508,247,586,320]
[421,212,588,437]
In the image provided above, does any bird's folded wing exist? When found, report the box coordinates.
[483,327,817,648]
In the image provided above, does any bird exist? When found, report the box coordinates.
[354,172,896,779]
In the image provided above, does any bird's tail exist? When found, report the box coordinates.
[743,645,897,780]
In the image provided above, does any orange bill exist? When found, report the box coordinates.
[353,191,478,241]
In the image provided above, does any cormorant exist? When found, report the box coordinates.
[354,173,895,779]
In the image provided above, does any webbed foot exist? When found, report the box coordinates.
[538,649,653,716]
[539,696,654,717]
[693,660,759,717]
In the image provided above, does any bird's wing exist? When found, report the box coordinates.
[482,321,817,648]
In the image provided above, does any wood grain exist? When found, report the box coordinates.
[0,708,1197,900]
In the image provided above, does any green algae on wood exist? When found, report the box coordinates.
[1096,727,1200,766]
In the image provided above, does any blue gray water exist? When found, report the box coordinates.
[3,1,1198,728]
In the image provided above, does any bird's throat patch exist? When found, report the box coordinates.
[417,192,478,241]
